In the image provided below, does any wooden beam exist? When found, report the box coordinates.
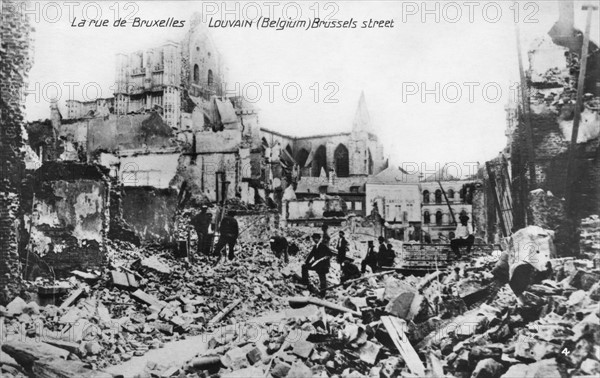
[515,23,537,225]
[1,341,69,371]
[32,357,113,378]
[208,298,242,325]
[287,296,361,316]
[319,270,395,294]
[437,181,456,225]
[58,288,85,310]
[486,162,508,237]
[565,4,598,212]
[381,316,425,376]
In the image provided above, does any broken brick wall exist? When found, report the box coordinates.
[27,162,110,278]
[510,35,599,255]
[107,181,141,245]
[471,182,487,242]
[234,212,279,244]
[174,153,240,203]
[121,187,178,244]
[0,0,33,303]
[285,198,347,221]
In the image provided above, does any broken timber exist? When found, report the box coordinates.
[59,288,85,310]
[287,297,361,316]
[32,358,113,378]
[320,270,396,293]
[381,315,426,376]
[208,298,243,325]
[1,341,70,371]
[131,289,167,309]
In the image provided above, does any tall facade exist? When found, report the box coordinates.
[114,41,182,127]
[180,14,225,103]
[113,14,225,129]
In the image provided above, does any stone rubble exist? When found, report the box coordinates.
[1,220,599,378]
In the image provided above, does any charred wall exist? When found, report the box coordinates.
[121,187,178,244]
[510,34,600,255]
[0,0,33,303]
[27,162,110,278]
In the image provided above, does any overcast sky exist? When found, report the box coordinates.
[23,1,599,173]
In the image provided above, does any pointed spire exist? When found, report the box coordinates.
[352,91,372,133]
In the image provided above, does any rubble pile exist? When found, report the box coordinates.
[138,254,600,378]
[2,219,600,378]
[580,215,600,257]
[0,229,316,375]
[128,257,483,377]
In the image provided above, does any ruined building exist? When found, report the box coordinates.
[505,0,599,255]
[0,0,34,303]
[262,92,388,216]
[67,13,225,129]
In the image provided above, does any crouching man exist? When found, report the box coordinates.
[491,226,556,305]
[341,260,361,283]
[302,233,333,293]
[269,235,289,263]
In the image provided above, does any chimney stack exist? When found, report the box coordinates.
[557,0,575,36]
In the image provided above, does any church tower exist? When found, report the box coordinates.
[348,91,385,176]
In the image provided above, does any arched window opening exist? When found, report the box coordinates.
[312,145,327,177]
[207,69,213,86]
[334,144,349,177]
[423,190,430,204]
[447,189,454,199]
[193,64,199,84]
[435,211,443,226]
[434,189,442,204]
[296,148,310,168]
[367,149,374,175]
[423,211,430,224]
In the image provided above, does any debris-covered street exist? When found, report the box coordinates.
[1,1,600,377]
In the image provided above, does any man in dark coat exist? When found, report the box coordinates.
[378,242,396,268]
[336,231,349,263]
[375,237,393,267]
[302,233,333,292]
[341,260,361,283]
[321,224,330,246]
[361,240,378,273]
[191,205,212,255]
[214,211,239,260]
[270,235,289,263]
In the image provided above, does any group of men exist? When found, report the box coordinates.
[190,204,474,293]
[300,230,398,293]
[190,205,239,261]
[360,236,396,273]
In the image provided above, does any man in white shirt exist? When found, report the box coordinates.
[451,214,474,258]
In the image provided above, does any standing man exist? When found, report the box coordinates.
[302,233,332,292]
[375,236,390,268]
[379,242,396,268]
[191,205,212,255]
[321,224,330,246]
[215,210,239,260]
[336,231,349,263]
[361,240,378,273]
[450,214,474,259]
[269,235,289,263]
